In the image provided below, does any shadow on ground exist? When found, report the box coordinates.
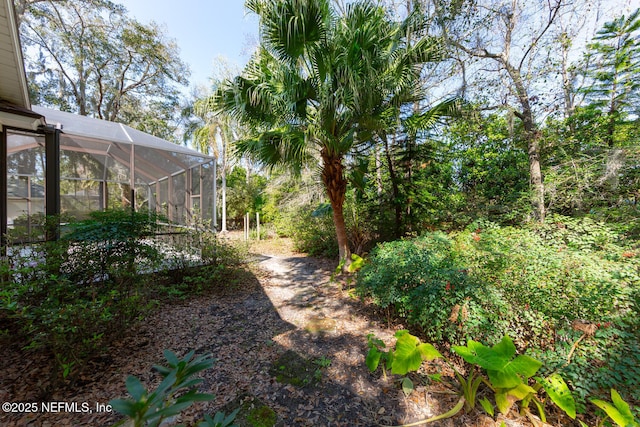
[0,248,471,427]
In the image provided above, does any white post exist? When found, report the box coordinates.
[244,212,249,241]
[130,143,135,211]
[256,212,260,241]
[212,161,217,231]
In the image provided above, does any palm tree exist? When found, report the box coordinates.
[213,0,446,268]
[184,90,246,232]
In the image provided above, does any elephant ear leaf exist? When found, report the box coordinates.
[610,389,635,423]
[392,332,424,375]
[492,335,517,360]
[591,389,637,427]
[537,373,576,419]
[391,331,442,375]
[365,347,383,372]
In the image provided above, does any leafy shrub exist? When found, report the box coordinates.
[157,224,247,293]
[531,318,640,416]
[0,210,244,382]
[464,218,639,410]
[111,349,239,427]
[0,210,164,379]
[356,232,511,344]
[275,204,338,258]
[535,213,623,252]
[357,219,640,411]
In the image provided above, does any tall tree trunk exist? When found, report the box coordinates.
[321,149,351,270]
[383,136,402,238]
[506,61,546,223]
[516,105,545,223]
[527,130,545,223]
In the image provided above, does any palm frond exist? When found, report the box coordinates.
[257,0,330,63]
[235,126,310,174]
[404,98,463,135]
[224,0,451,178]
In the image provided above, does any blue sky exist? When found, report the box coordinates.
[122,0,259,90]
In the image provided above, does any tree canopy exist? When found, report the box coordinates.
[19,0,189,140]
[212,0,452,266]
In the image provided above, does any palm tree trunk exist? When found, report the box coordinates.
[321,149,351,269]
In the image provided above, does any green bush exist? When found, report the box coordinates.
[357,218,640,410]
[0,209,244,382]
[356,232,511,345]
[274,204,338,258]
[274,195,377,258]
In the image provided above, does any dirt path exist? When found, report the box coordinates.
[219,250,462,427]
[257,253,369,334]
[0,240,486,427]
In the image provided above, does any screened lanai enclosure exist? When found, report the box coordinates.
[3,106,216,244]
[1,0,215,250]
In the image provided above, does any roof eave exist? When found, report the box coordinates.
[0,102,45,131]
[7,0,31,109]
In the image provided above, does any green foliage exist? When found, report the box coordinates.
[0,210,243,381]
[391,330,442,375]
[479,397,494,416]
[216,0,449,263]
[21,0,188,133]
[444,112,530,226]
[62,209,163,282]
[452,336,577,419]
[577,8,640,148]
[366,331,473,418]
[401,377,414,396]
[347,253,365,273]
[110,349,238,427]
[591,389,639,427]
[365,334,393,375]
[225,166,268,224]
[365,332,577,422]
[199,410,241,427]
[0,210,162,380]
[357,219,640,410]
[275,203,338,258]
[541,8,640,220]
[456,368,483,413]
[543,112,640,223]
[535,373,577,420]
[313,356,332,369]
[356,231,511,344]
[452,336,542,389]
